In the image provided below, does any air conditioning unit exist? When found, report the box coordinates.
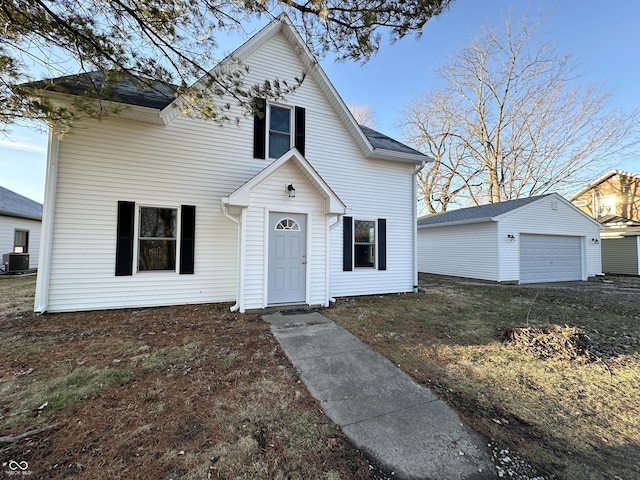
[2,253,30,272]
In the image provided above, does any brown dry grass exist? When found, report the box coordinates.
[324,274,640,480]
[0,275,372,479]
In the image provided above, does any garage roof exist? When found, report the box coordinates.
[417,194,552,227]
[0,186,43,220]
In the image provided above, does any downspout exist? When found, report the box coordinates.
[222,202,241,312]
[34,130,60,313]
[327,212,345,304]
[413,161,426,293]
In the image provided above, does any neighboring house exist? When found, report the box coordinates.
[417,193,602,284]
[569,170,640,275]
[0,186,42,271]
[31,14,427,313]
[569,170,640,222]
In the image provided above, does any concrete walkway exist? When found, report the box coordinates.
[263,311,495,480]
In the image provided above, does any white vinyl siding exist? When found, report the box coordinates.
[497,196,601,281]
[45,116,240,312]
[417,195,602,285]
[248,33,416,298]
[242,161,327,310]
[40,28,418,312]
[0,216,41,269]
[417,222,499,281]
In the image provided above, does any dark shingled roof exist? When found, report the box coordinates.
[360,125,425,156]
[28,71,177,110]
[28,73,423,157]
[417,194,552,227]
[0,186,43,220]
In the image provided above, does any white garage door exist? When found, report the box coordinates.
[519,234,583,283]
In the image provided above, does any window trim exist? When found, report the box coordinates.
[116,202,196,276]
[353,219,377,268]
[253,99,305,159]
[343,216,387,271]
[136,205,179,273]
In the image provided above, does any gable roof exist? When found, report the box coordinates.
[417,194,553,227]
[418,193,602,229]
[0,186,43,220]
[568,169,640,200]
[223,148,346,215]
[26,14,427,164]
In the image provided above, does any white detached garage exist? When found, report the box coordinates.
[417,193,603,283]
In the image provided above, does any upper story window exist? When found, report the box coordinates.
[596,194,616,217]
[253,99,305,159]
[269,105,292,158]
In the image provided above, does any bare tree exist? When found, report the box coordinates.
[402,13,639,212]
[348,103,380,128]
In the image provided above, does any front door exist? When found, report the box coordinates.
[268,212,307,305]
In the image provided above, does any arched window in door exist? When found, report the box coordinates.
[275,218,301,231]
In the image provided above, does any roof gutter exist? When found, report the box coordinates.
[0,212,42,221]
[367,148,430,165]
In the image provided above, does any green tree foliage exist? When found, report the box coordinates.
[1,0,451,130]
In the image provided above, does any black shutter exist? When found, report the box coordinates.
[343,216,353,271]
[180,205,196,274]
[253,98,266,159]
[294,106,306,156]
[115,201,135,276]
[378,218,387,271]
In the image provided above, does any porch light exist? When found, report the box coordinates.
[287,184,296,198]
[507,234,515,242]
[592,238,600,244]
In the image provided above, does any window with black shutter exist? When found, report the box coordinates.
[115,202,196,275]
[253,100,306,159]
[343,216,387,271]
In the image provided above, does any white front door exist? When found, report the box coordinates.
[268,212,307,305]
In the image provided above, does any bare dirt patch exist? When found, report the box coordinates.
[0,275,373,479]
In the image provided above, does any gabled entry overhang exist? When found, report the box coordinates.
[221,148,347,215]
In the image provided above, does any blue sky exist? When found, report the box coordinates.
[2,0,639,203]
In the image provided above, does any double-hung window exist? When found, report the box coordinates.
[342,217,387,271]
[354,220,376,268]
[138,207,177,271]
[253,99,305,159]
[269,105,292,158]
[115,202,196,276]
